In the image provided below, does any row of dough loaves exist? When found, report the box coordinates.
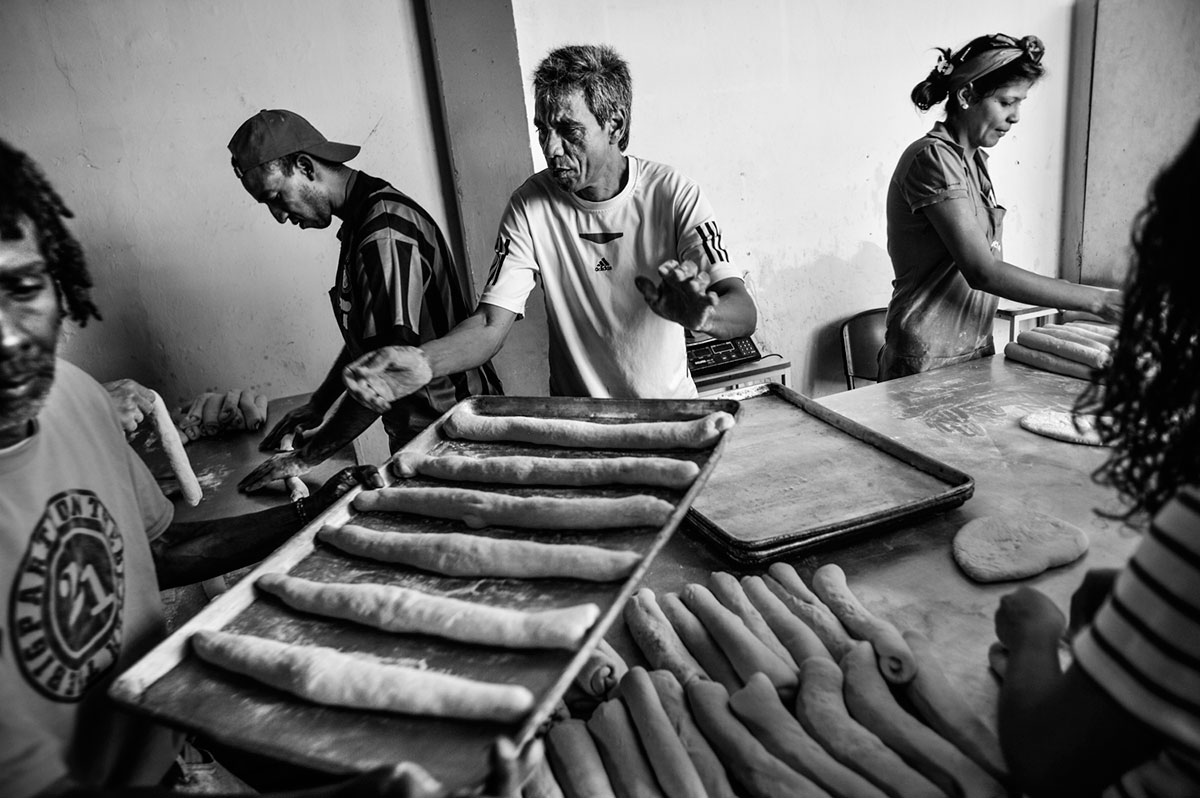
[1004,320,1118,381]
[176,388,269,441]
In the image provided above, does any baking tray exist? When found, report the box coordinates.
[687,383,972,563]
[110,395,739,791]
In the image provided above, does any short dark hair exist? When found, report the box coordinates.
[0,139,100,325]
[534,45,633,150]
[1077,117,1200,520]
[911,34,1047,114]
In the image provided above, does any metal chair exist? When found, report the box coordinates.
[840,308,888,390]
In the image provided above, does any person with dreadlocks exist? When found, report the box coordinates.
[992,118,1200,797]
[338,44,757,415]
[879,33,1124,380]
[0,138,537,797]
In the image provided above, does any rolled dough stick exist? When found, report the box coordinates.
[903,630,1008,783]
[150,391,202,506]
[1064,321,1118,339]
[952,512,1090,582]
[191,630,534,722]
[680,584,797,700]
[841,641,1005,798]
[575,638,629,699]
[218,389,241,427]
[586,698,667,798]
[709,571,798,669]
[1017,330,1109,369]
[811,564,916,684]
[658,592,742,692]
[685,679,832,798]
[319,524,641,581]
[546,719,617,798]
[794,658,943,798]
[278,432,296,452]
[740,575,833,664]
[624,589,707,686]
[1036,324,1112,351]
[390,451,700,490]
[257,573,599,650]
[729,673,888,798]
[763,565,854,660]
[1019,410,1104,446]
[199,391,223,436]
[252,392,269,429]
[444,406,735,451]
[1003,342,1096,380]
[618,667,708,798]
[353,487,674,530]
[646,670,736,798]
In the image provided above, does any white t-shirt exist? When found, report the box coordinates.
[0,359,179,798]
[480,156,743,398]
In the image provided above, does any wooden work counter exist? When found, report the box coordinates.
[619,355,1139,715]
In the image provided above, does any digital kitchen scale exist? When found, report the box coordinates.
[686,335,762,376]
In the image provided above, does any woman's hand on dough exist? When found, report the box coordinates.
[635,259,718,332]
[260,401,325,453]
[103,378,157,433]
[238,451,311,494]
[994,586,1066,653]
[342,346,434,414]
[1093,287,1124,324]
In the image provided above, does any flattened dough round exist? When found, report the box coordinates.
[1019,410,1104,446]
[953,512,1089,582]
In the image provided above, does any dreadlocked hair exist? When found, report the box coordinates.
[0,139,100,325]
[1075,119,1200,521]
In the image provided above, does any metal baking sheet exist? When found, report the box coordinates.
[110,396,738,791]
[687,383,972,563]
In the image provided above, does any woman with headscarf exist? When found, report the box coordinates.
[879,34,1123,380]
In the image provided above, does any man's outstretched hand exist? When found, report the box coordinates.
[635,259,717,332]
[104,379,158,433]
[343,346,434,414]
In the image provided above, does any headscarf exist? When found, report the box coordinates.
[939,34,1045,95]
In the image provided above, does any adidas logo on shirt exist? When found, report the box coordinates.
[595,257,612,272]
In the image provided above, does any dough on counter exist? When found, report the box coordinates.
[257,573,599,650]
[1003,342,1096,381]
[191,630,534,722]
[390,451,700,490]
[953,512,1090,583]
[443,406,735,450]
[150,391,202,506]
[1019,410,1104,446]
[353,486,674,530]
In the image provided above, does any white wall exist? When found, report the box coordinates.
[511,0,1076,396]
[0,0,454,407]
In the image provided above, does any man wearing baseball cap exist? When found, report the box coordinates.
[229,110,502,493]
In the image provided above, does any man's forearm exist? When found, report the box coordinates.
[419,306,516,379]
[299,396,379,467]
[696,279,757,339]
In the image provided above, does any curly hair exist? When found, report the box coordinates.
[0,139,100,325]
[1075,119,1200,520]
[533,44,633,151]
[911,34,1046,113]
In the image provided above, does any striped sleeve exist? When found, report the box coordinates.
[1074,486,1200,755]
[671,175,741,286]
[353,196,440,343]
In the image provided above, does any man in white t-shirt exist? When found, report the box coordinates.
[341,44,757,409]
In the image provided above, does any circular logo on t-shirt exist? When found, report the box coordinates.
[9,489,125,702]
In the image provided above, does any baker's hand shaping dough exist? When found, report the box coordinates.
[238,449,312,493]
[259,399,323,453]
[103,378,157,433]
[343,345,434,414]
[635,259,718,331]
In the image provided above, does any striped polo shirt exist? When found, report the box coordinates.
[1074,486,1200,797]
[332,172,501,446]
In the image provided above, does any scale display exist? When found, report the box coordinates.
[686,336,762,376]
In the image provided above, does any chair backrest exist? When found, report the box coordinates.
[840,308,888,390]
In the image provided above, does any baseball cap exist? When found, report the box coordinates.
[228,109,360,178]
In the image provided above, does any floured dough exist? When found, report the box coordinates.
[953,512,1090,582]
[1019,410,1104,446]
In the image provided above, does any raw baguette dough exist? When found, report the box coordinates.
[903,630,1008,783]
[840,641,1006,798]
[1003,342,1096,381]
[765,563,854,660]
[658,592,742,692]
[729,673,888,798]
[1017,330,1109,369]
[794,658,943,798]
[740,575,833,664]
[151,391,202,506]
[624,589,707,687]
[709,572,798,669]
[1037,324,1112,351]
[191,630,534,721]
[618,667,709,798]
[586,698,667,798]
[575,638,629,699]
[811,563,916,684]
[1065,321,1118,340]
[546,719,618,798]
[646,670,737,798]
[444,406,735,450]
[319,524,641,581]
[1019,410,1104,446]
[257,573,599,650]
[953,512,1089,582]
[391,451,700,490]
[353,487,674,530]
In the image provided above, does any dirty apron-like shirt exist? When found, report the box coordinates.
[880,122,1006,380]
